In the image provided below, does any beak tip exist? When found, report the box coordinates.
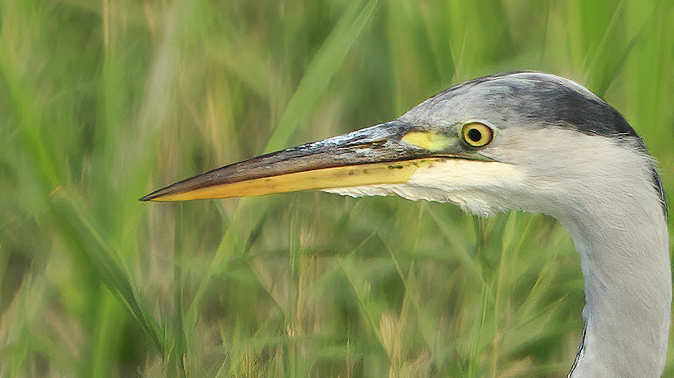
[139,193,156,202]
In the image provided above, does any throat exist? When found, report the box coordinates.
[560,202,670,377]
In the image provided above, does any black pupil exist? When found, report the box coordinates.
[467,128,482,143]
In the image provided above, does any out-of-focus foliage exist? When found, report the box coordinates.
[1,0,673,377]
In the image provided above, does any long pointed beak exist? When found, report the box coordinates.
[140,121,463,202]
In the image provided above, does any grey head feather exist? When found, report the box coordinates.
[406,72,668,217]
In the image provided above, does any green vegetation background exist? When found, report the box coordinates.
[1,0,673,377]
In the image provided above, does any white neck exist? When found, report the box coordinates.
[560,197,670,377]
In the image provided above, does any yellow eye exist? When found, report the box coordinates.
[461,122,493,147]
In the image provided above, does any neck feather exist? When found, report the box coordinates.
[561,193,670,377]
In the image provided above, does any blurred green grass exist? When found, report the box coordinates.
[1,0,673,377]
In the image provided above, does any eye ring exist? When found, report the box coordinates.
[461,122,494,147]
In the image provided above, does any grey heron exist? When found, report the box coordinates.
[141,72,671,377]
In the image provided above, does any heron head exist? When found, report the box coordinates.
[141,72,665,221]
